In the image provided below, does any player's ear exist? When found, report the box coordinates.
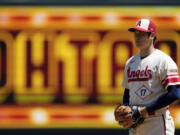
[149,33,155,40]
[150,34,157,44]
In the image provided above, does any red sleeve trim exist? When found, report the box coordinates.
[161,74,180,85]
[162,77,180,88]
[167,74,179,77]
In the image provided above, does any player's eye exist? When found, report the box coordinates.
[134,30,140,34]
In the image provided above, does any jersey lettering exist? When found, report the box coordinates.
[127,65,152,82]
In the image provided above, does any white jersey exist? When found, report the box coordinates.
[122,49,180,106]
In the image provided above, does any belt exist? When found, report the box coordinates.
[148,107,169,116]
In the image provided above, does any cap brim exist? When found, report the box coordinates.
[128,27,151,33]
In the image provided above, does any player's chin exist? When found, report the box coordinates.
[135,43,144,49]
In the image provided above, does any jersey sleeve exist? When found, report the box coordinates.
[121,57,133,89]
[160,56,180,89]
[121,66,129,89]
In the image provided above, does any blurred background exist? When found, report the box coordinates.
[0,0,180,134]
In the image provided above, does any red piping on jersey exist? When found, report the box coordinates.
[162,114,166,135]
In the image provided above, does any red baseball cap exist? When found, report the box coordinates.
[128,19,156,34]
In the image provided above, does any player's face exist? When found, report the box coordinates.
[134,30,151,49]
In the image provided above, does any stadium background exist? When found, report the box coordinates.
[0,0,180,135]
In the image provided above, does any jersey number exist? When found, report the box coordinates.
[141,89,146,97]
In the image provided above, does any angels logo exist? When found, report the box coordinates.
[127,65,152,82]
[136,21,141,27]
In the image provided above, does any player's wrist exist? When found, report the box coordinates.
[138,106,148,117]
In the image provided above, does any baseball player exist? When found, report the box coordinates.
[114,19,180,135]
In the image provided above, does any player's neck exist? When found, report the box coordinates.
[140,44,155,58]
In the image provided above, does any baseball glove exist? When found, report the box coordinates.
[114,105,144,128]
